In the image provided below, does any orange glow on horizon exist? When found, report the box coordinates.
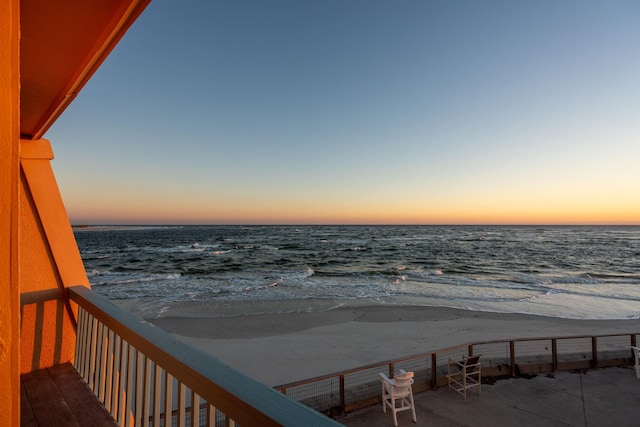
[67,200,640,226]
[62,178,640,226]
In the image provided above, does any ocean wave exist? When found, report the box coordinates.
[541,283,640,302]
[88,270,182,285]
[211,250,231,255]
[519,289,554,301]
[77,225,640,320]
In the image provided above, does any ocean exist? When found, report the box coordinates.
[74,225,640,320]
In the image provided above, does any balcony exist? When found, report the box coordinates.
[276,331,639,416]
[20,282,639,427]
[21,286,341,427]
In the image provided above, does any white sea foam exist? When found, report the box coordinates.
[76,225,640,320]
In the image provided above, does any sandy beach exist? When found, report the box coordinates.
[147,305,640,387]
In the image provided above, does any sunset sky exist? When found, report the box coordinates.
[46,0,640,225]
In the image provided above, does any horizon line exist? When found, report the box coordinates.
[71,223,640,227]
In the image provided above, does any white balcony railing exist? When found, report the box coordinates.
[69,285,342,427]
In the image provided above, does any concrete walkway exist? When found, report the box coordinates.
[338,367,640,427]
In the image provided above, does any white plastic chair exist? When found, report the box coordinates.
[632,346,640,379]
[447,354,482,399]
[378,370,417,426]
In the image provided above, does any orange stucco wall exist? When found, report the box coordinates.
[19,139,90,374]
[1,12,89,420]
[0,0,20,425]
[3,1,150,424]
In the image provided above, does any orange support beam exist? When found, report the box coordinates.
[0,0,21,424]
[19,139,90,373]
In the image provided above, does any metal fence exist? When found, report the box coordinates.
[276,332,639,415]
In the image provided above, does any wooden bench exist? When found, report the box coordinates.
[21,363,117,427]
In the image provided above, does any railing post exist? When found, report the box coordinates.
[75,307,86,377]
[510,341,516,377]
[96,323,106,402]
[339,374,345,415]
[632,334,637,360]
[153,364,161,427]
[89,316,99,390]
[105,330,115,414]
[389,362,394,378]
[430,353,437,389]
[551,339,558,372]
[592,336,598,369]
[468,344,473,357]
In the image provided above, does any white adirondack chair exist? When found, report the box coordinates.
[378,370,417,426]
[447,354,482,399]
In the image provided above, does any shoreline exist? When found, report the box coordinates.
[147,305,640,386]
[147,304,639,340]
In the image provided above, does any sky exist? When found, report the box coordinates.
[47,0,640,225]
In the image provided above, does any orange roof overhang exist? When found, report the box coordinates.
[20,0,151,139]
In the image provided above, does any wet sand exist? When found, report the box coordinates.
[147,305,639,386]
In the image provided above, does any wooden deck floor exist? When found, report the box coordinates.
[21,362,118,427]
